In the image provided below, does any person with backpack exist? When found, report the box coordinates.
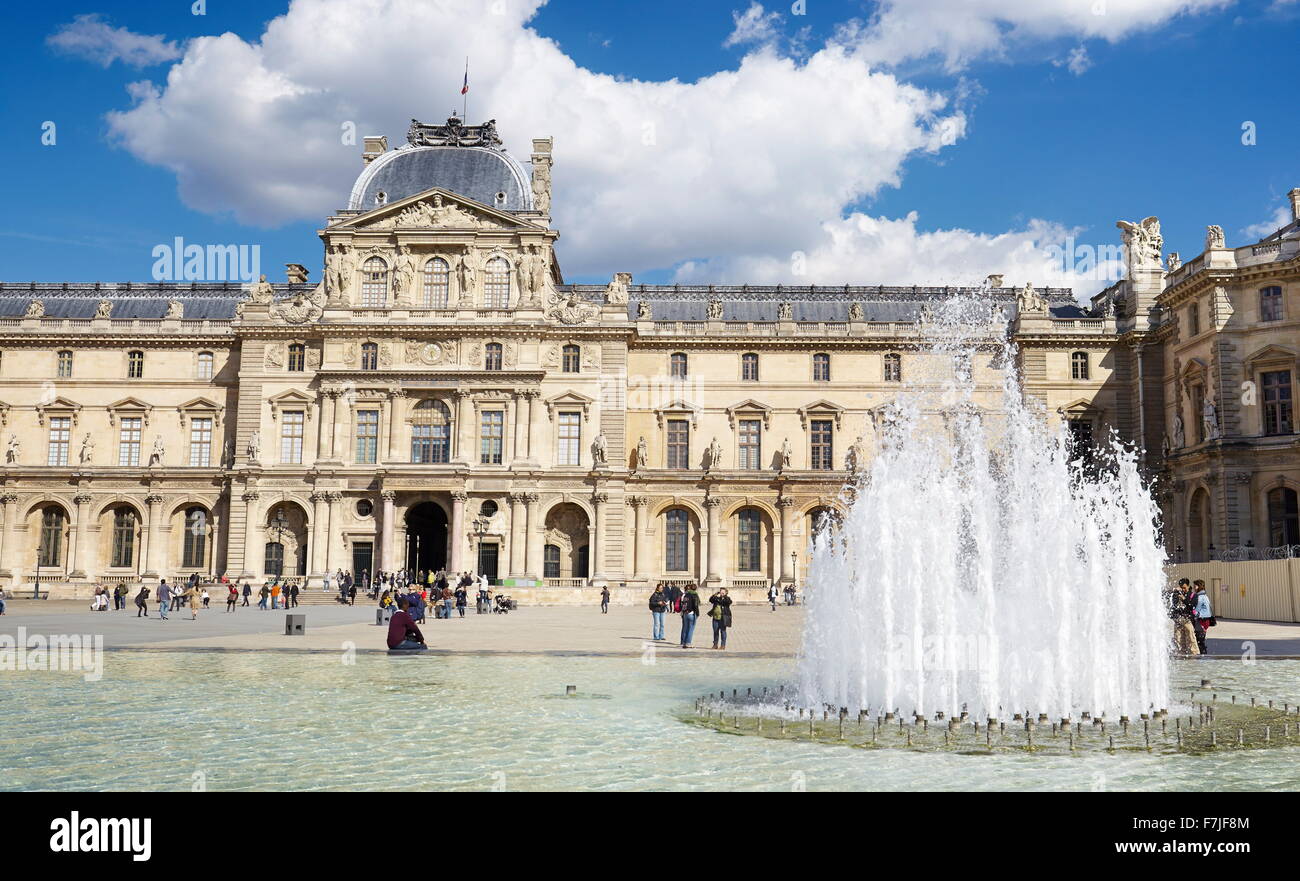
[135,585,151,617]
[1193,580,1214,655]
[258,583,270,610]
[600,585,611,614]
[454,584,468,618]
[1167,578,1197,655]
[648,584,667,641]
[767,582,779,612]
[241,581,251,607]
[708,587,733,650]
[679,583,701,648]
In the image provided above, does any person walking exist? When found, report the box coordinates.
[241,581,251,607]
[1193,579,1214,655]
[290,582,300,609]
[157,580,171,620]
[270,580,282,610]
[187,582,201,620]
[679,583,701,648]
[201,587,211,609]
[0,586,6,616]
[348,581,357,606]
[600,586,610,614]
[454,584,468,618]
[114,583,127,611]
[226,583,238,613]
[664,582,682,615]
[767,581,779,612]
[441,584,454,619]
[648,583,667,641]
[1168,578,1198,656]
[708,587,733,650]
[257,583,270,610]
[134,585,150,617]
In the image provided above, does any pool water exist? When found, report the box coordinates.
[1,653,1296,791]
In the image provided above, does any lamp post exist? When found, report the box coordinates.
[268,510,288,578]
[790,549,798,602]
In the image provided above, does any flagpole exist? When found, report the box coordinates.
[463,57,468,121]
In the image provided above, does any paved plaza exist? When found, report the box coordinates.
[1,597,1298,658]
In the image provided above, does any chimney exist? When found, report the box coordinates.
[362,135,388,165]
[1289,188,1300,223]
[285,263,309,284]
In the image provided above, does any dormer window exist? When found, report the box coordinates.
[484,257,510,309]
[127,350,144,379]
[485,343,503,371]
[361,257,388,307]
[361,343,379,371]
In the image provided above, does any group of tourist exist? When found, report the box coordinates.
[131,577,205,621]
[378,570,492,622]
[766,582,798,610]
[647,582,734,649]
[1168,577,1215,655]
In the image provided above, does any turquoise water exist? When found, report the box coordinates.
[1,653,1297,791]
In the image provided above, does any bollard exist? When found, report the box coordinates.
[1238,728,1244,746]
[757,717,763,733]
[839,717,845,740]
[1069,732,1075,751]
[809,716,815,737]
[1266,725,1270,743]
[1177,730,1182,748]
[1109,735,1114,751]
[780,717,786,735]
[566,685,577,696]
[1211,731,1217,747]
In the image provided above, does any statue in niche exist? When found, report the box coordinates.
[247,431,261,462]
[1116,216,1163,272]
[637,301,652,320]
[78,433,95,465]
[24,300,44,319]
[149,436,165,467]
[1171,412,1185,450]
[94,300,114,319]
[779,437,792,471]
[164,300,184,319]
[1202,396,1220,441]
[4,434,19,464]
[705,436,723,471]
[845,436,866,475]
[634,436,648,470]
[590,432,608,468]
[457,250,477,304]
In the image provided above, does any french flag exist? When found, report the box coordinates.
[461,63,469,95]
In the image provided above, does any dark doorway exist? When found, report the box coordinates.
[352,542,373,580]
[405,502,448,574]
[477,543,499,583]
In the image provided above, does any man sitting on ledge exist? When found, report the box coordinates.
[387,597,428,651]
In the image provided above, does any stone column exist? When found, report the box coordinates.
[512,394,527,462]
[323,492,342,574]
[778,496,796,584]
[704,495,723,585]
[524,391,538,460]
[449,490,467,573]
[592,492,609,584]
[241,491,262,579]
[524,493,542,579]
[387,390,405,462]
[454,390,473,464]
[70,492,93,578]
[309,491,327,585]
[0,493,18,578]
[144,493,165,579]
[508,492,527,575]
[330,391,346,460]
[629,495,650,582]
[317,389,336,460]
[381,490,397,572]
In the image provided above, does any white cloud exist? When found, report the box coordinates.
[1240,204,1293,241]
[724,3,783,48]
[47,13,182,68]
[847,0,1232,71]
[1057,45,1093,75]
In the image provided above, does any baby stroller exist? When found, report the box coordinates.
[493,594,516,614]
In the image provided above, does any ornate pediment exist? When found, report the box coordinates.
[726,398,774,430]
[654,399,702,429]
[545,391,595,422]
[798,399,845,430]
[177,397,224,428]
[37,396,82,426]
[106,396,153,426]
[267,390,314,422]
[334,187,542,233]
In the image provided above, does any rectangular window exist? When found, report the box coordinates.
[47,417,71,466]
[480,411,504,465]
[118,417,142,467]
[188,417,212,467]
[197,352,214,380]
[1261,286,1284,322]
[813,354,831,382]
[1262,370,1293,436]
[410,423,451,464]
[1190,385,1205,443]
[810,419,833,470]
[666,419,690,469]
[557,412,581,466]
[355,409,379,464]
[1188,303,1200,337]
[57,351,73,378]
[127,351,144,378]
[281,411,304,464]
[738,419,762,470]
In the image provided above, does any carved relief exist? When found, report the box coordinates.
[1116,217,1163,272]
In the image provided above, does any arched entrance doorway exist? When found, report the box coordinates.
[405,502,448,574]
[1188,488,1212,562]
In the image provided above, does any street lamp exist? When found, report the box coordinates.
[269,510,288,577]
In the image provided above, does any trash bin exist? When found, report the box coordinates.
[285,613,306,636]
[376,607,393,626]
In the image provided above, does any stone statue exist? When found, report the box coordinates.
[779,437,792,471]
[1205,225,1225,250]
[149,436,165,466]
[547,289,600,325]
[706,436,723,471]
[247,431,261,462]
[223,439,233,468]
[985,274,1004,289]
[531,158,552,214]
[457,250,477,304]
[1171,412,1185,450]
[1166,252,1181,272]
[1202,396,1220,441]
[328,245,355,300]
[605,272,631,305]
[393,244,418,304]
[636,300,652,320]
[5,434,20,464]
[524,245,549,303]
[635,436,648,470]
[164,299,184,319]
[248,274,276,305]
[1116,217,1163,273]
[590,432,608,467]
[94,299,113,319]
[848,302,864,321]
[1017,282,1047,314]
[845,436,866,474]
[78,433,95,465]
[24,300,44,319]
[777,302,792,321]
[707,299,723,320]
[272,283,325,324]
[1161,433,1172,458]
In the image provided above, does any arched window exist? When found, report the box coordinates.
[485,343,503,371]
[670,352,688,379]
[544,544,561,578]
[183,507,207,569]
[1071,351,1090,380]
[737,508,762,572]
[57,350,73,378]
[287,344,305,372]
[361,257,389,307]
[741,353,759,382]
[424,258,450,308]
[411,399,452,464]
[1268,487,1299,547]
[483,257,511,309]
[562,344,580,373]
[812,353,830,382]
[197,351,214,380]
[127,350,144,378]
[1260,286,1283,322]
[883,352,902,382]
[38,507,64,568]
[111,507,137,568]
[361,342,379,371]
[665,508,689,572]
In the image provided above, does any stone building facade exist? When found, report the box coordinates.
[0,115,1293,597]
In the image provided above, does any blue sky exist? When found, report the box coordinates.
[2,0,1298,292]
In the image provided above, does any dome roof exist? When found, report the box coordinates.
[348,144,533,213]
